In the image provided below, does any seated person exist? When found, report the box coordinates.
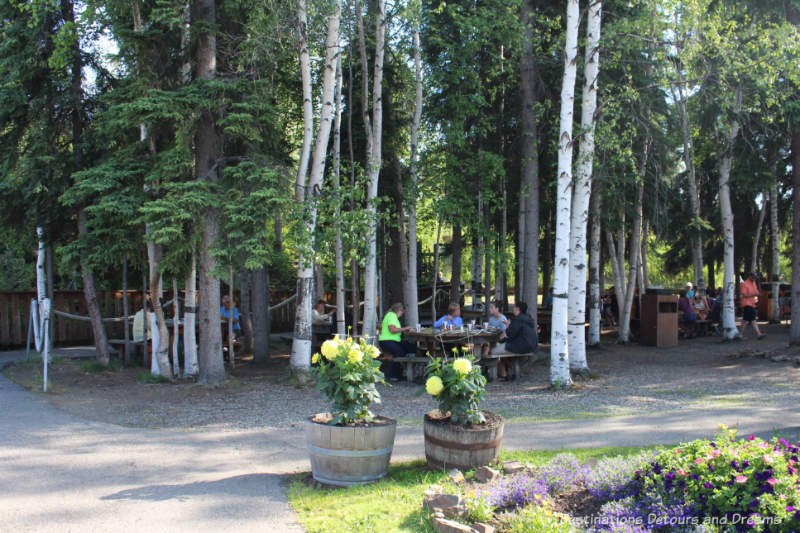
[220,295,241,351]
[434,302,464,330]
[491,301,537,380]
[601,293,617,326]
[312,300,335,336]
[132,302,153,343]
[378,303,416,381]
[542,288,554,309]
[678,291,697,323]
[685,282,695,300]
[482,301,509,356]
[693,293,710,320]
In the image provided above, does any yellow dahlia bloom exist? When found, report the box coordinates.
[311,353,320,364]
[348,348,363,363]
[452,358,472,376]
[365,345,381,359]
[426,376,444,396]
[321,339,338,360]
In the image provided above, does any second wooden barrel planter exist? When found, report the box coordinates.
[423,410,504,470]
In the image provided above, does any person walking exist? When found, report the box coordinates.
[739,272,766,340]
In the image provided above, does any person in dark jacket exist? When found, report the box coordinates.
[490,301,538,379]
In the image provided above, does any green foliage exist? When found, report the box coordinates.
[497,504,578,533]
[80,359,121,373]
[421,352,486,426]
[311,336,385,425]
[135,371,171,384]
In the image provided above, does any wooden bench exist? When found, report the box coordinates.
[478,352,537,381]
[679,319,712,339]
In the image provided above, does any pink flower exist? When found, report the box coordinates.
[695,458,704,464]
[735,475,748,484]
[767,478,778,486]
[758,442,771,450]
[763,454,775,464]
[748,435,755,441]
[710,449,722,457]
[677,469,687,476]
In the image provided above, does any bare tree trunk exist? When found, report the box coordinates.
[295,0,313,196]
[122,257,130,365]
[719,84,743,340]
[588,188,602,346]
[332,57,347,336]
[450,225,462,304]
[240,265,254,353]
[252,267,270,361]
[183,253,198,376]
[605,229,625,327]
[484,229,492,320]
[497,183,508,308]
[172,278,180,377]
[770,173,781,322]
[404,24,422,327]
[146,237,171,377]
[567,0,601,373]
[751,194,767,273]
[549,0,579,388]
[357,0,386,340]
[432,218,443,322]
[791,126,800,343]
[619,142,648,343]
[290,1,342,375]
[641,222,650,288]
[519,0,541,326]
[347,40,360,337]
[193,0,225,383]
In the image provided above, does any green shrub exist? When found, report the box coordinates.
[420,351,486,425]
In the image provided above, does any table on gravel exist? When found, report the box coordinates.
[403,327,501,357]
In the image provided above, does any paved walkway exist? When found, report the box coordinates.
[2,349,799,532]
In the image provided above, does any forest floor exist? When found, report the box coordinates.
[3,321,799,432]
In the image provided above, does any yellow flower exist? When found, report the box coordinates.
[348,348,363,363]
[312,353,320,364]
[321,339,338,360]
[365,345,381,359]
[452,358,472,376]
[426,376,444,396]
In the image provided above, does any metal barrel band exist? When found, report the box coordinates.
[311,471,387,486]
[423,433,502,451]
[307,444,393,457]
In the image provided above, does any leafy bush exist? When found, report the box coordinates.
[537,453,592,494]
[311,336,384,425]
[585,450,660,501]
[421,351,486,425]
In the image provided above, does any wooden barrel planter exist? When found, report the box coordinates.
[306,414,397,487]
[424,410,504,470]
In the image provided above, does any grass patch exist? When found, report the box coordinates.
[80,359,122,373]
[287,446,653,533]
[135,372,171,384]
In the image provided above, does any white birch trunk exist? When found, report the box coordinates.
[719,85,742,340]
[333,56,346,336]
[567,0,600,373]
[290,1,342,373]
[588,189,602,345]
[549,0,579,388]
[641,223,650,288]
[146,236,171,377]
[605,229,626,325]
[36,227,46,312]
[751,194,767,273]
[295,0,313,196]
[770,182,780,321]
[619,143,648,343]
[172,278,180,377]
[357,0,386,341]
[404,24,422,328]
[183,253,198,377]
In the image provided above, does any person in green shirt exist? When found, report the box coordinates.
[379,302,417,381]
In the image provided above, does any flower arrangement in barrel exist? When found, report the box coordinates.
[421,348,487,425]
[312,335,384,425]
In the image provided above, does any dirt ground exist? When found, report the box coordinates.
[4,322,799,431]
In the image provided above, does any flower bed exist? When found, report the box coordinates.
[426,428,800,532]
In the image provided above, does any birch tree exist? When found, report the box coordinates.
[404,14,422,328]
[567,0,601,375]
[587,187,602,346]
[549,0,580,389]
[333,55,346,336]
[769,180,780,321]
[289,0,342,377]
[356,0,386,340]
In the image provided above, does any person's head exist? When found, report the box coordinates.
[222,295,232,309]
[315,299,325,313]
[447,302,460,317]
[748,271,758,281]
[488,301,501,317]
[514,301,527,316]
[390,302,405,317]
[679,290,686,298]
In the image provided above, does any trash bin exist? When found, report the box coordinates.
[640,291,678,347]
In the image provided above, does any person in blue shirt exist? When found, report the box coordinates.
[482,301,509,357]
[221,295,241,341]
[434,302,463,330]
[542,288,554,309]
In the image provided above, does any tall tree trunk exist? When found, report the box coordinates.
[227,268,234,368]
[122,257,130,365]
[61,0,111,365]
[183,253,198,376]
[432,218,443,321]
[295,0,313,197]
[567,0,601,373]
[619,142,648,343]
[194,0,224,383]
[146,237,171,377]
[588,188,602,346]
[240,265,254,353]
[252,267,270,361]
[542,207,553,299]
[791,126,800,343]
[673,72,705,292]
[519,0,542,325]
[172,278,180,377]
[549,0,579,389]
[333,57,347,336]
[357,0,386,340]
[497,185,508,308]
[750,193,767,273]
[471,225,484,311]
[641,222,650,288]
[290,1,342,375]
[770,172,781,322]
[719,84,743,340]
[450,225,462,304]
[484,229,492,320]
[347,40,360,337]
[605,228,626,326]
[707,259,715,291]
[404,23,422,327]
